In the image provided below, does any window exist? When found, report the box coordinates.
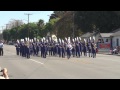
[102,39,104,43]
[116,38,119,46]
[98,39,101,43]
[106,39,108,42]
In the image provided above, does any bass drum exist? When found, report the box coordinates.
[52,35,57,42]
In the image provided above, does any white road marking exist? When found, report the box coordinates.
[5,51,44,64]
[29,59,44,65]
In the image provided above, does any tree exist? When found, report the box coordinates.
[37,19,44,28]
[3,29,10,42]
[53,11,68,18]
[75,11,120,33]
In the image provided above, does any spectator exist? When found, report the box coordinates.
[112,47,118,54]
[0,68,9,79]
[0,40,4,56]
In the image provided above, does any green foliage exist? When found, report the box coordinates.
[43,18,60,36]
[75,11,120,33]
[53,11,120,38]
[53,11,68,18]
[3,29,10,41]
[37,19,44,28]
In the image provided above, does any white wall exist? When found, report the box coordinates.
[112,36,120,48]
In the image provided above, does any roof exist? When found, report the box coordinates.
[81,32,93,37]
[81,32,114,38]
[112,31,120,36]
[111,28,120,33]
[100,33,113,37]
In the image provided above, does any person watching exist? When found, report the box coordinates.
[0,40,4,56]
[0,68,9,79]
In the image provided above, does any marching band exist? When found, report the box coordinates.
[15,36,97,59]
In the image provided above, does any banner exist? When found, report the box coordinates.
[98,43,111,52]
[99,43,110,49]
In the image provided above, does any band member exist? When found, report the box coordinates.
[72,44,75,57]
[0,40,4,56]
[41,44,44,58]
[79,42,82,56]
[43,43,47,58]
[36,43,39,56]
[25,44,30,59]
[62,44,66,58]
[19,43,22,56]
[33,43,37,56]
[83,43,87,56]
[15,42,20,55]
[75,42,80,58]
[87,42,91,57]
[58,45,62,57]
[66,43,72,59]
[91,43,96,58]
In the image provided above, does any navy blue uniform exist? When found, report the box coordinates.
[75,43,80,58]
[21,44,25,57]
[62,45,65,58]
[15,43,20,55]
[36,44,39,56]
[87,43,91,57]
[83,44,87,56]
[91,43,96,58]
[33,44,36,56]
[58,45,62,57]
[26,45,30,59]
[72,45,75,57]
[41,44,44,58]
[79,43,82,56]
[66,45,71,59]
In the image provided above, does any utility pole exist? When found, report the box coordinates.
[15,20,18,41]
[5,24,9,42]
[24,13,32,39]
[73,11,75,39]
[1,26,4,39]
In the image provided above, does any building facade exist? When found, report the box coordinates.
[111,30,120,48]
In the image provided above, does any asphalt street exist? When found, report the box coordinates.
[0,45,120,79]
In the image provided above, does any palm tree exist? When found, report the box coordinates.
[37,19,44,28]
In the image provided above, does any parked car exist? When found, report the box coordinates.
[8,41,14,45]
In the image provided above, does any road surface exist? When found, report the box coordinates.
[0,45,120,79]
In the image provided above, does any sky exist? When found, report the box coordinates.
[0,11,53,31]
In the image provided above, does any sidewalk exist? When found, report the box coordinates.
[97,51,120,56]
